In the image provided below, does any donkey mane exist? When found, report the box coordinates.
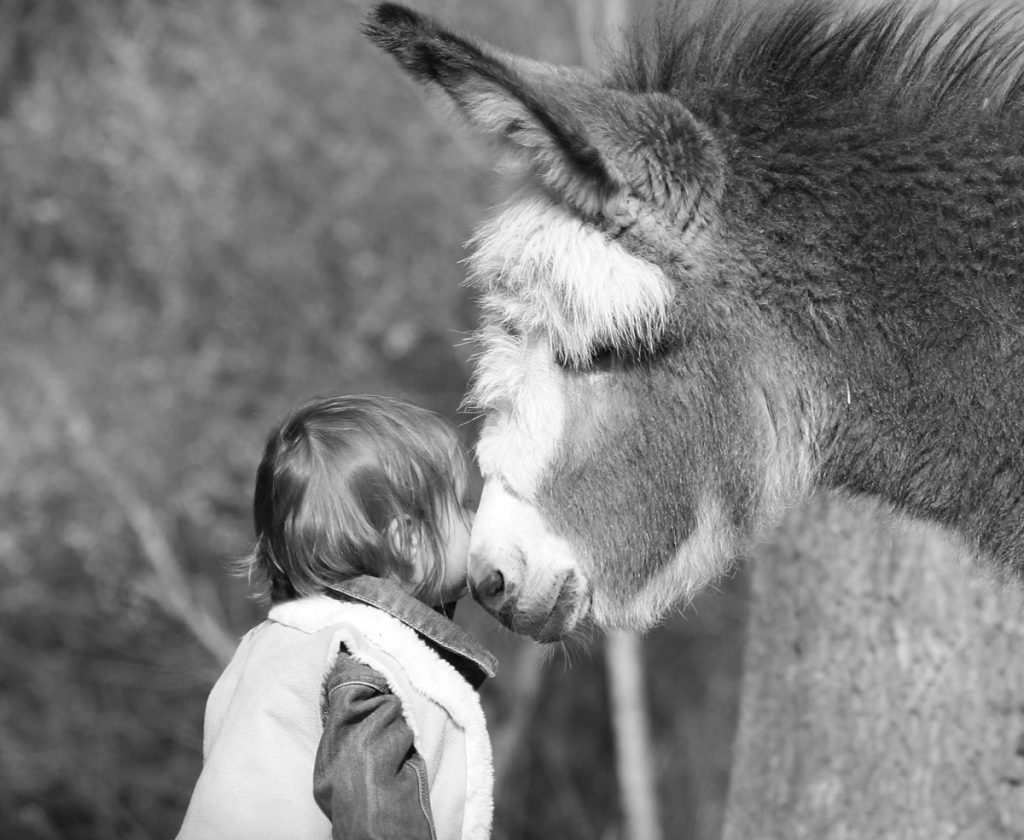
[611,1,1024,135]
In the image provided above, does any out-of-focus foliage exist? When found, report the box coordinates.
[0,1,745,837]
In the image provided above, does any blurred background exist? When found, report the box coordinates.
[0,1,746,837]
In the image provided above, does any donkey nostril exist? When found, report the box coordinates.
[477,569,505,601]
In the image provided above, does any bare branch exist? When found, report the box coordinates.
[570,0,630,71]
[18,353,237,666]
[606,629,663,840]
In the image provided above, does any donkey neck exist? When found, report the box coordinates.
[732,135,1024,569]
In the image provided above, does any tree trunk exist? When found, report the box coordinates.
[723,494,1024,840]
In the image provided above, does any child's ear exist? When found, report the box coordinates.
[386,517,424,578]
[386,515,420,549]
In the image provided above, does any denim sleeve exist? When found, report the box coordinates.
[314,655,436,840]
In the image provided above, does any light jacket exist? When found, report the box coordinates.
[176,577,496,840]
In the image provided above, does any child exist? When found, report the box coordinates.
[176,394,497,840]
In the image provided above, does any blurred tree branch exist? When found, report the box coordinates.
[570,0,627,70]
[606,629,663,840]
[19,354,237,667]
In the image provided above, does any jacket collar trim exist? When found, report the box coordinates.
[268,577,497,679]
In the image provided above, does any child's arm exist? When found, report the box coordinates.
[314,654,435,840]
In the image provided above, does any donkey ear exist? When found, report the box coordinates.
[363,3,627,215]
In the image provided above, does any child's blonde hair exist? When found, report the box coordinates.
[242,394,470,603]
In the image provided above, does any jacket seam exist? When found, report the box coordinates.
[326,678,387,698]
[406,752,437,840]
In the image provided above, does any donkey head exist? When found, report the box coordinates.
[365,4,817,639]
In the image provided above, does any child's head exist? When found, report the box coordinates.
[244,394,474,605]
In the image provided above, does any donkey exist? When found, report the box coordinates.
[364,0,1024,641]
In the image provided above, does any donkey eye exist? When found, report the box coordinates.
[555,343,619,371]
[588,345,617,368]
